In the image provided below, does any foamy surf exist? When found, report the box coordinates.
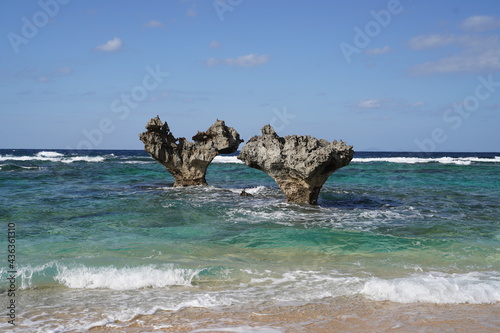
[37,151,64,158]
[9,262,498,305]
[241,269,500,305]
[205,155,500,165]
[213,155,244,164]
[3,268,499,333]
[0,164,41,171]
[55,264,202,290]
[352,156,500,165]
[361,272,500,304]
[0,151,106,163]
[4,263,202,290]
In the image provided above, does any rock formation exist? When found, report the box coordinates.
[139,116,242,187]
[238,125,354,204]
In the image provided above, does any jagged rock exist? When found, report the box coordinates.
[139,116,243,187]
[240,189,252,197]
[238,125,354,204]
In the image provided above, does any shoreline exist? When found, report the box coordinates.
[89,296,500,332]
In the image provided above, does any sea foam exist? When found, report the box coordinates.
[37,151,64,158]
[1,262,202,291]
[240,269,500,305]
[211,155,500,165]
[352,156,500,165]
[213,156,244,164]
[54,264,201,290]
[361,272,500,304]
[0,151,105,163]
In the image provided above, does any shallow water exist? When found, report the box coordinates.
[0,149,499,332]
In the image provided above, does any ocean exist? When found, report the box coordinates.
[0,149,499,332]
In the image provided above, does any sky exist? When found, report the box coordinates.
[1,0,499,152]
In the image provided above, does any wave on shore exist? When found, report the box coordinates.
[5,263,499,305]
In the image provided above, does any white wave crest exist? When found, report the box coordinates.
[60,156,105,163]
[353,156,500,165]
[361,272,500,304]
[240,269,500,305]
[0,153,105,163]
[54,264,201,290]
[37,151,64,158]
[120,160,154,164]
[212,156,244,164]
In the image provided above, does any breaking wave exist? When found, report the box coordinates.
[213,155,244,164]
[0,151,105,163]
[1,263,202,291]
[352,156,500,165]
[210,155,500,165]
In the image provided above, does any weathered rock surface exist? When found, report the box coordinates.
[139,116,242,187]
[238,125,354,204]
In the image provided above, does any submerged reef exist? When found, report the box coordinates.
[238,124,354,204]
[139,116,242,186]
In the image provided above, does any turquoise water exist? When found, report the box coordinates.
[0,150,499,332]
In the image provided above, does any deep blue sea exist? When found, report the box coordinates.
[0,149,499,332]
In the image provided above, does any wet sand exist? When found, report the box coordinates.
[89,296,500,332]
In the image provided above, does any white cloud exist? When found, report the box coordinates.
[95,37,122,52]
[461,15,500,32]
[205,57,219,67]
[408,34,455,50]
[208,40,222,49]
[353,99,428,113]
[365,46,392,55]
[408,32,500,75]
[411,49,500,75]
[205,54,270,68]
[357,99,382,108]
[144,20,164,28]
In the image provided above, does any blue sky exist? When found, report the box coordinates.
[1,0,499,151]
